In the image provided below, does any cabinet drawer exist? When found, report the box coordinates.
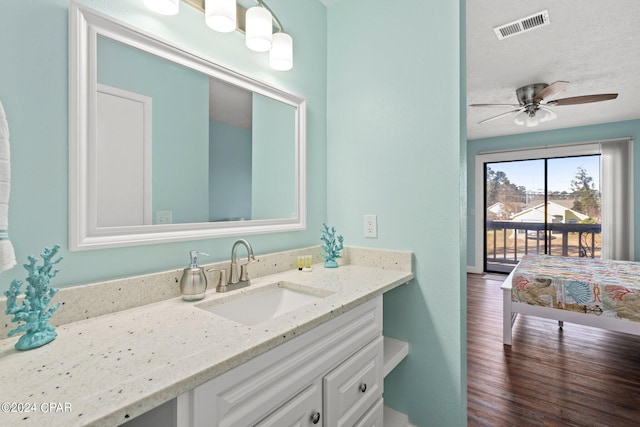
[323,336,383,427]
[254,380,322,427]
[354,398,383,427]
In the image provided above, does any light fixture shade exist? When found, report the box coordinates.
[269,33,293,71]
[525,114,539,128]
[143,0,179,15]
[246,6,273,52]
[513,111,527,126]
[539,108,557,123]
[205,0,236,33]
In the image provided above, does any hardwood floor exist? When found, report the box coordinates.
[467,273,640,427]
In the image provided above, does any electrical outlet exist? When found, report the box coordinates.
[364,214,377,238]
[156,211,172,224]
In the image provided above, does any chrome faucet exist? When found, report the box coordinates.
[215,239,255,292]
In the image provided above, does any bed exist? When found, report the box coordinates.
[501,254,640,345]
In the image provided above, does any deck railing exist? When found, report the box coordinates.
[485,221,601,272]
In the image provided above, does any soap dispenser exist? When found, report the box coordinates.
[180,251,209,301]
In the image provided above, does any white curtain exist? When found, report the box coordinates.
[600,138,634,261]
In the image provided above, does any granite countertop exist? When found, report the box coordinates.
[0,259,413,427]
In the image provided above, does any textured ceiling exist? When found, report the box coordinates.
[467,1,640,139]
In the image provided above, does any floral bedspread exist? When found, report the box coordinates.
[511,254,640,322]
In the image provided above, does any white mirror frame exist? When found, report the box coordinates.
[68,2,306,251]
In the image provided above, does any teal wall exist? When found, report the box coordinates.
[209,120,252,221]
[326,0,465,426]
[0,0,327,288]
[467,119,640,270]
[97,36,210,224]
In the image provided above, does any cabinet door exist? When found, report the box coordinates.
[254,380,322,427]
[354,398,383,427]
[323,336,384,427]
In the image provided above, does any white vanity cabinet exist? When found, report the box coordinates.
[125,294,411,427]
[177,296,384,427]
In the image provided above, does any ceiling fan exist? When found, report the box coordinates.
[470,81,618,128]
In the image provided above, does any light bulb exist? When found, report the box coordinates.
[538,109,550,122]
[526,114,539,128]
[513,111,527,126]
[143,0,179,15]
[246,6,273,52]
[539,108,557,123]
[269,33,293,71]
[205,0,237,33]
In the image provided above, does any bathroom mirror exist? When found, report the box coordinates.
[69,3,306,250]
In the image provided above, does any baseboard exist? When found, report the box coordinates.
[467,265,483,274]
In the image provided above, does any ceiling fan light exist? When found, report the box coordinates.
[269,32,293,71]
[526,114,539,128]
[513,111,527,126]
[539,108,557,123]
[205,0,237,33]
[538,108,550,122]
[246,6,273,52]
[143,0,179,15]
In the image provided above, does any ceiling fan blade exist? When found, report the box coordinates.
[469,103,521,108]
[547,93,618,106]
[477,108,525,124]
[533,81,570,102]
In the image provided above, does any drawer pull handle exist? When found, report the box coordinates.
[311,411,321,424]
[359,383,367,393]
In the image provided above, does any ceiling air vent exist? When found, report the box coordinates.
[493,10,550,40]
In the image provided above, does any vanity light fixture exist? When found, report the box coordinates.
[269,32,293,71]
[144,0,293,71]
[205,0,236,33]
[245,5,273,52]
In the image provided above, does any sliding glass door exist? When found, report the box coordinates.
[484,155,601,273]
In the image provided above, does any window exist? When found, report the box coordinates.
[473,139,634,274]
[484,155,601,273]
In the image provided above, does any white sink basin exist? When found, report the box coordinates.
[196,282,333,326]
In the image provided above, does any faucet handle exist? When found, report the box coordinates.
[207,268,228,292]
[239,263,252,282]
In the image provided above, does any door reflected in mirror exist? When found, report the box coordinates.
[69,3,306,250]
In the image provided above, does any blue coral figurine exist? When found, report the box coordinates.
[320,223,344,268]
[4,245,62,350]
